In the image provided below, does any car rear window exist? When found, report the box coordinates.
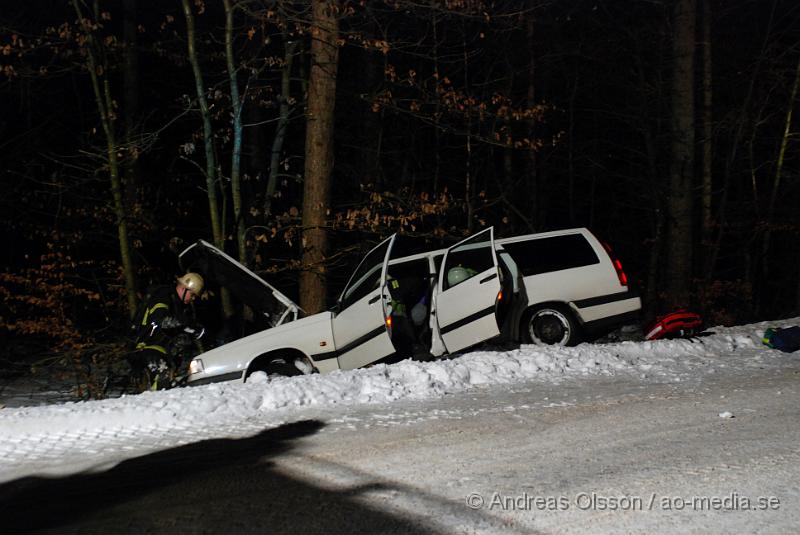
[500,234,599,276]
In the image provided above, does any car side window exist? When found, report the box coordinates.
[340,239,392,311]
[442,231,494,291]
[340,265,381,310]
[501,234,599,277]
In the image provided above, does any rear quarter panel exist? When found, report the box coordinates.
[499,229,638,327]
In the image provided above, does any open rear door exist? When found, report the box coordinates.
[332,235,397,370]
[435,227,503,353]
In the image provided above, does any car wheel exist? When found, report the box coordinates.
[522,305,582,346]
[246,356,302,382]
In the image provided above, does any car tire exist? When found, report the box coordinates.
[522,304,582,346]
[246,356,302,381]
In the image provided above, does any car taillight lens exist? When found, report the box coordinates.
[602,241,629,287]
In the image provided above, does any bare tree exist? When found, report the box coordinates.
[666,0,696,308]
[122,0,141,205]
[182,0,233,317]
[181,0,224,250]
[699,0,714,252]
[224,0,246,265]
[71,0,137,316]
[266,30,298,219]
[761,57,800,295]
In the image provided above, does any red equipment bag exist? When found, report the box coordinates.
[644,310,704,340]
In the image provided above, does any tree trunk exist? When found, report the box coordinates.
[432,14,441,195]
[72,0,137,316]
[666,0,696,308]
[266,36,297,218]
[359,45,383,189]
[224,0,246,265]
[567,71,578,226]
[526,14,540,230]
[462,26,473,234]
[796,257,800,315]
[122,0,141,205]
[761,58,800,285]
[705,2,776,281]
[642,110,665,318]
[700,0,713,252]
[182,0,232,318]
[300,0,339,314]
[181,0,223,249]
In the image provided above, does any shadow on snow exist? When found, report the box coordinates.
[0,420,445,534]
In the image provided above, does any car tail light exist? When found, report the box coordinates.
[385,315,393,332]
[601,241,629,287]
[497,290,503,302]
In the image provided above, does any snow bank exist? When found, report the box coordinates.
[0,319,792,443]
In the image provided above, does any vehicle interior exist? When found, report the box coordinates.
[386,257,434,359]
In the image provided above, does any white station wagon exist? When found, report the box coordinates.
[181,228,641,386]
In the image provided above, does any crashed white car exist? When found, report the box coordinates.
[182,228,641,386]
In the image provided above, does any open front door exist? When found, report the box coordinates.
[332,235,397,370]
[435,227,503,353]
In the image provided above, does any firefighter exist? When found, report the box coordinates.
[127,272,205,391]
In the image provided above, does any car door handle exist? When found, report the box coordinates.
[479,273,498,284]
[368,295,381,305]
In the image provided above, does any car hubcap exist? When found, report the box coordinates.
[530,310,569,345]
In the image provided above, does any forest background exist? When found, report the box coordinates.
[1,0,799,394]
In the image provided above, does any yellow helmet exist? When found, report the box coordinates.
[177,272,204,295]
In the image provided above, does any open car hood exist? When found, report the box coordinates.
[179,240,303,328]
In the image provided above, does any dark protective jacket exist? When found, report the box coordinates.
[130,285,194,357]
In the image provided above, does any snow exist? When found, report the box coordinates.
[0,321,791,470]
[1,317,799,532]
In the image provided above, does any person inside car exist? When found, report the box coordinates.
[388,274,433,360]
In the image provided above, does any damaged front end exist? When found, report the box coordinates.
[179,239,303,330]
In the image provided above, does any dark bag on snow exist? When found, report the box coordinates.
[762,326,800,353]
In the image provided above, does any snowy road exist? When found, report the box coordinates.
[1,319,799,533]
[276,369,799,534]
